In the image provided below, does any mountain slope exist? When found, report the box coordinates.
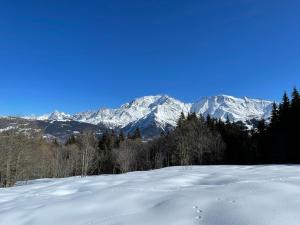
[74,95,191,129]
[19,94,273,138]
[191,95,273,122]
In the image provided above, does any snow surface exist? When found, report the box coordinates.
[1,165,300,225]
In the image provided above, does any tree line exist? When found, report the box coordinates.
[0,87,299,187]
[253,87,300,163]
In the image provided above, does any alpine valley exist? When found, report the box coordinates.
[0,95,273,140]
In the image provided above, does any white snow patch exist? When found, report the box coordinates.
[0,126,16,132]
[1,165,300,225]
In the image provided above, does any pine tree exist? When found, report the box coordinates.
[268,92,291,163]
[270,103,279,128]
[187,112,197,121]
[290,87,300,162]
[278,91,290,121]
[291,87,300,109]
[255,119,268,163]
[177,111,185,127]
[206,114,211,124]
[257,119,266,134]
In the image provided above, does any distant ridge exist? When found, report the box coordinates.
[16,94,273,137]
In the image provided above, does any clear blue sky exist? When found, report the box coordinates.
[0,0,300,115]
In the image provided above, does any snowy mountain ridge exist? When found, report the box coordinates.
[25,94,273,134]
[191,95,273,122]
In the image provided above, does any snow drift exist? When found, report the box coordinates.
[1,165,300,225]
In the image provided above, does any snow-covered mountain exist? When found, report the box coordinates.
[191,95,273,122]
[25,94,273,137]
[26,111,72,121]
[71,95,191,129]
[33,95,191,128]
[44,111,72,121]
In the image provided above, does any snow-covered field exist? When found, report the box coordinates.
[1,166,300,225]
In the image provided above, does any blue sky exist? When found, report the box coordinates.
[0,0,299,115]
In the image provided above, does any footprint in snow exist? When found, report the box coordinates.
[216,197,236,204]
[193,206,203,220]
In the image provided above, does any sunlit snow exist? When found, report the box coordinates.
[24,95,273,129]
[1,165,300,225]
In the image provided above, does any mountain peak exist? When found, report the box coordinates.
[47,111,71,121]
[191,94,273,122]
[24,94,274,137]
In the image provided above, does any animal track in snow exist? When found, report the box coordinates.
[193,206,203,220]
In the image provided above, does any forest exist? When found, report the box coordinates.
[0,87,299,187]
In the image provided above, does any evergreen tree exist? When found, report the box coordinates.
[290,87,300,162]
[206,114,212,126]
[95,131,115,174]
[177,111,185,127]
[278,91,290,121]
[254,119,268,163]
[267,90,295,163]
[291,87,300,109]
[270,103,279,129]
[187,112,197,121]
